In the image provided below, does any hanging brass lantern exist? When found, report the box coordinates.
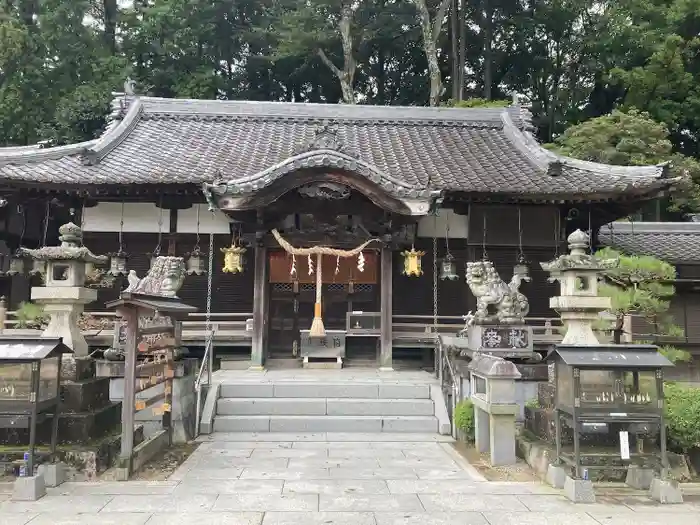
[401,246,425,277]
[439,253,459,281]
[108,250,128,276]
[186,247,207,276]
[6,250,26,276]
[221,244,246,274]
[28,259,46,277]
[514,254,529,279]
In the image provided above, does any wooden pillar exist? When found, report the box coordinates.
[380,248,393,370]
[119,307,138,471]
[251,245,267,369]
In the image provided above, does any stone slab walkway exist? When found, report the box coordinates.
[1,433,700,524]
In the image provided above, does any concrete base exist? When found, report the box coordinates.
[12,474,46,501]
[302,356,343,369]
[564,476,596,503]
[626,466,655,490]
[649,478,684,504]
[36,463,66,487]
[546,463,567,489]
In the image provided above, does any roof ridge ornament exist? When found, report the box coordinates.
[296,122,356,156]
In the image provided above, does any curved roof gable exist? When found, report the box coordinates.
[0,94,677,202]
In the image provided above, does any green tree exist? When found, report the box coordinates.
[595,246,690,362]
[547,109,700,213]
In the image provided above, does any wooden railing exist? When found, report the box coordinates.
[0,295,568,348]
[391,314,564,346]
[0,298,253,348]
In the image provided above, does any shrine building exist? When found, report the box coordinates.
[0,94,678,368]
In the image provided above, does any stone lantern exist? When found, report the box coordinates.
[540,229,618,345]
[18,222,108,357]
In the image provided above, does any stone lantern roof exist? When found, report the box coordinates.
[540,229,618,274]
[18,222,108,264]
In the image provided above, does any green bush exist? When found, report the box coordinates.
[454,399,475,441]
[525,398,540,409]
[15,301,47,329]
[664,382,700,453]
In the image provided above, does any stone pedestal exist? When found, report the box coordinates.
[546,463,567,488]
[474,406,490,454]
[37,463,66,487]
[649,478,684,504]
[626,466,655,490]
[564,476,596,503]
[12,474,46,501]
[467,324,533,359]
[31,287,96,358]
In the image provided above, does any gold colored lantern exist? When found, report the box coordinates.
[221,244,246,274]
[401,246,425,277]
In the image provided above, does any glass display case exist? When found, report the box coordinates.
[346,311,381,335]
[548,344,673,480]
[0,338,73,474]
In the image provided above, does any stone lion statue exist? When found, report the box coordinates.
[123,256,186,298]
[465,261,530,324]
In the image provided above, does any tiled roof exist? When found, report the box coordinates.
[599,222,700,263]
[0,95,677,201]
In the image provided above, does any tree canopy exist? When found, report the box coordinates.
[1,0,700,211]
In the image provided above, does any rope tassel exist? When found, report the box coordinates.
[309,253,325,337]
[270,229,380,338]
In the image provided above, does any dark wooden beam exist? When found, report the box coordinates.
[380,247,393,370]
[251,245,267,369]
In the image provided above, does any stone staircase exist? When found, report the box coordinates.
[212,381,445,434]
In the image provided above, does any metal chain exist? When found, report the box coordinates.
[433,215,438,331]
[42,200,50,246]
[554,211,560,257]
[481,213,488,260]
[205,219,214,339]
[118,202,125,252]
[517,206,524,262]
[154,196,163,257]
[194,203,201,252]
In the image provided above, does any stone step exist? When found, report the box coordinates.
[218,382,431,399]
[216,398,435,417]
[213,415,439,433]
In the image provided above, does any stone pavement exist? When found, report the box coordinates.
[1,433,700,524]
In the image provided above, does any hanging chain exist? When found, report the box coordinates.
[517,206,525,263]
[18,205,25,246]
[42,200,50,246]
[433,214,438,331]
[588,208,594,254]
[554,210,560,257]
[194,203,201,252]
[154,196,163,257]
[118,201,125,252]
[205,213,215,340]
[481,213,488,260]
[444,215,451,257]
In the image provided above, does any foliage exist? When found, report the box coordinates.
[595,247,689,359]
[446,98,510,109]
[1,0,700,211]
[664,382,700,453]
[15,302,48,329]
[454,399,474,441]
[525,398,540,409]
[547,110,700,211]
[658,346,692,364]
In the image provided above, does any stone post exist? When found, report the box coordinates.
[468,354,521,466]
